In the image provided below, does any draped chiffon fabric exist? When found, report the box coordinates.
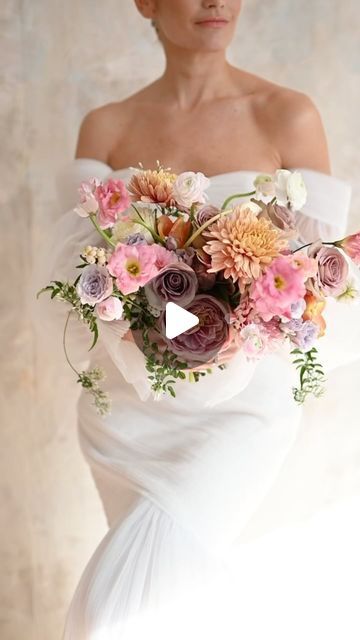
[31,159,360,639]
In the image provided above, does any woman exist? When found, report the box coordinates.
[35,1,359,638]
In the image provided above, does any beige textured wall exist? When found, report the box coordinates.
[1,1,359,638]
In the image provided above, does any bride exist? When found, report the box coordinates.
[34,1,360,638]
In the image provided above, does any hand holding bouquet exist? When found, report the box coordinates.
[37,162,360,416]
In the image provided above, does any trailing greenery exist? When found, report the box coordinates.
[37,280,99,349]
[291,347,326,404]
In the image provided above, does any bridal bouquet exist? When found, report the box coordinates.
[37,162,360,415]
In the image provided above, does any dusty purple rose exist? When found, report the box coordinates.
[195,204,221,227]
[308,241,349,296]
[259,202,298,234]
[160,294,231,364]
[76,264,113,305]
[144,262,198,310]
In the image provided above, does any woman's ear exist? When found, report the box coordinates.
[133,0,156,20]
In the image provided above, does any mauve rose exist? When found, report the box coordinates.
[159,294,231,365]
[308,241,349,296]
[76,264,113,305]
[195,204,220,227]
[144,262,198,310]
[258,202,298,234]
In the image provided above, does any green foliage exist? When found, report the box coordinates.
[77,366,111,416]
[290,347,326,404]
[37,280,99,350]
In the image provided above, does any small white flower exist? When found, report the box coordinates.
[238,200,263,215]
[274,169,307,210]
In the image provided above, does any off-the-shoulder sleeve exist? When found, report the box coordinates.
[291,168,352,245]
[30,159,120,371]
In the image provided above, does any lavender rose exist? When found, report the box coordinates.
[144,262,198,310]
[125,232,148,245]
[76,264,113,305]
[160,294,231,364]
[308,241,349,296]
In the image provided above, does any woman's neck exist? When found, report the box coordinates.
[156,51,238,111]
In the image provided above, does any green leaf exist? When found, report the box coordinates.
[50,288,59,299]
[36,285,53,299]
[88,322,99,351]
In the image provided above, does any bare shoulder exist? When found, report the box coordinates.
[74,82,158,163]
[253,79,331,173]
[75,102,118,162]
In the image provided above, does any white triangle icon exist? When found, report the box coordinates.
[165,302,199,339]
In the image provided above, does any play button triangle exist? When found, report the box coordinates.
[165,302,199,339]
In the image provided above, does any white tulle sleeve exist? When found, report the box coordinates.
[291,167,352,244]
[30,159,129,372]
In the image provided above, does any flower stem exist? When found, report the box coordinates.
[220,190,256,211]
[63,310,80,376]
[293,241,335,254]
[131,204,164,243]
[183,207,234,248]
[89,214,116,248]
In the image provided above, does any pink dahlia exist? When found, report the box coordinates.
[107,243,159,295]
[250,255,307,321]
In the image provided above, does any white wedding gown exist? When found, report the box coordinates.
[32,159,360,639]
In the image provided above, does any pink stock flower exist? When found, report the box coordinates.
[74,178,100,217]
[152,244,179,270]
[291,252,318,278]
[239,323,269,358]
[95,178,131,229]
[250,255,307,321]
[335,232,360,265]
[107,243,159,295]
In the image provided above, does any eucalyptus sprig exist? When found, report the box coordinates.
[291,347,326,404]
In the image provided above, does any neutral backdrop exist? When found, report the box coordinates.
[1,1,360,638]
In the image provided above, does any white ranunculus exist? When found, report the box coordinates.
[172,171,211,209]
[274,169,307,210]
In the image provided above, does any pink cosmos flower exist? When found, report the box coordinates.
[95,178,131,229]
[107,243,159,295]
[335,232,360,265]
[250,255,307,321]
